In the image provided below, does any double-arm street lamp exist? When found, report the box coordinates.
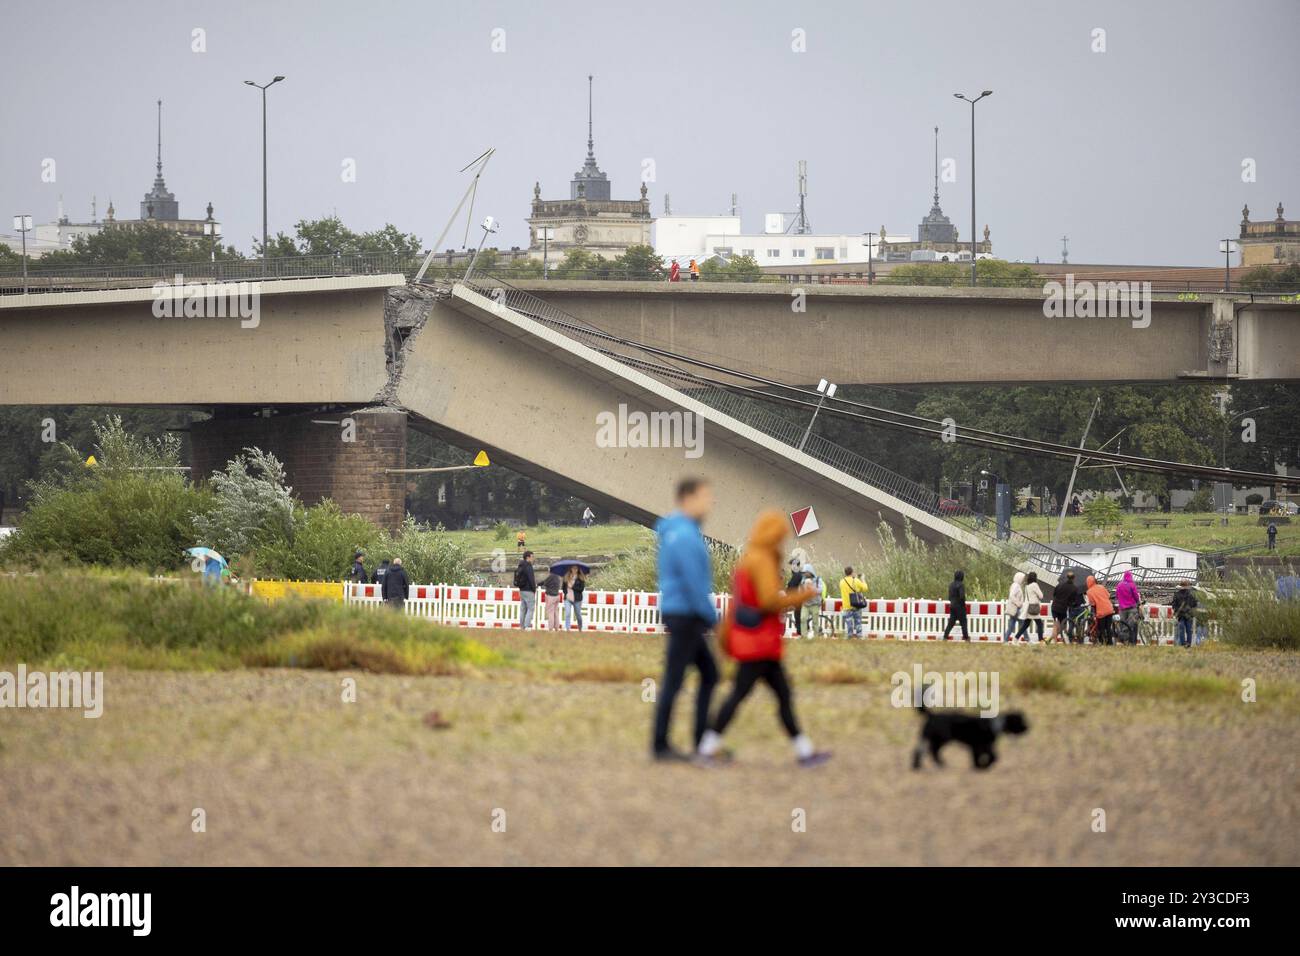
[244,76,285,265]
[953,90,992,287]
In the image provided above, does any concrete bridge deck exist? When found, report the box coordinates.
[0,272,1062,575]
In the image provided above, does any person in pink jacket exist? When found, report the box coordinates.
[1115,570,1142,644]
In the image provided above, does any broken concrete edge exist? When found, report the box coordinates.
[375,282,444,408]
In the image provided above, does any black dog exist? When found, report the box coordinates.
[911,705,1028,770]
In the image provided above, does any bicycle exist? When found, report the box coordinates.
[1114,603,1153,646]
[1065,604,1092,644]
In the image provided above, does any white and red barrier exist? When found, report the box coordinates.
[345,583,1201,644]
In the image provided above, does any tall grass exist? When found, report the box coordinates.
[1210,570,1300,650]
[593,539,737,593]
[0,568,498,674]
[847,522,1020,601]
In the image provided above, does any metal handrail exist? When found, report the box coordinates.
[4,250,1299,299]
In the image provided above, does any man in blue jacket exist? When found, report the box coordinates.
[651,477,719,761]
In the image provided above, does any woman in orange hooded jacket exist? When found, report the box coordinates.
[1085,575,1115,645]
[697,510,832,767]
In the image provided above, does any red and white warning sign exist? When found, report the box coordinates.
[790,506,819,537]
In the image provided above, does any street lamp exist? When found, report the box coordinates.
[538,226,555,279]
[863,231,876,284]
[798,378,837,452]
[203,220,222,264]
[953,90,993,287]
[1218,238,1239,292]
[244,76,285,268]
[11,214,32,295]
[464,215,499,282]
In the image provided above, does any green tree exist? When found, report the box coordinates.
[1082,496,1122,530]
[610,244,665,280]
[699,253,763,281]
[1238,263,1300,292]
[192,448,295,557]
[883,258,1039,288]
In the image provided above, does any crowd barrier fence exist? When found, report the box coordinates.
[342,583,1203,644]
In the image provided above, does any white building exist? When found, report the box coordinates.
[652,214,910,268]
[1041,542,1200,584]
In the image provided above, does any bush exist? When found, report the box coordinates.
[1246,493,1264,507]
[493,521,511,543]
[594,539,737,593]
[255,500,386,581]
[849,521,1020,601]
[0,568,498,673]
[383,516,475,585]
[1212,571,1300,649]
[1183,487,1214,513]
[0,417,213,572]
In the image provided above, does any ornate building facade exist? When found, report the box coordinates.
[1239,203,1300,266]
[526,77,652,262]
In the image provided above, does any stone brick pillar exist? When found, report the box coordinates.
[190,407,407,531]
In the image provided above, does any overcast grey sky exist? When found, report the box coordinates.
[3,0,1297,265]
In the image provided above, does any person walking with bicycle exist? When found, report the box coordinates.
[1115,570,1143,645]
[1048,569,1080,643]
[1085,575,1116,645]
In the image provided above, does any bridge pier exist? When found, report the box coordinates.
[190,406,407,532]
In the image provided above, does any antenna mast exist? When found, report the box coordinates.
[795,160,810,234]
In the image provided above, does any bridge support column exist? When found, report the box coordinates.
[190,407,407,532]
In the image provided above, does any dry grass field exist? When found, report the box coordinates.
[2,633,1296,866]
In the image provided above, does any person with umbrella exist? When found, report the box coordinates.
[185,547,227,587]
[552,559,590,630]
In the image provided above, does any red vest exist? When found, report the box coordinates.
[726,565,786,661]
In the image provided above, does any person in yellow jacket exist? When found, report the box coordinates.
[839,567,868,638]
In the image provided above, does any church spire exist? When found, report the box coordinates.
[140,99,178,220]
[587,74,595,161]
[933,126,940,210]
[570,74,610,200]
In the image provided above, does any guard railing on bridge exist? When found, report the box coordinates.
[4,251,1298,299]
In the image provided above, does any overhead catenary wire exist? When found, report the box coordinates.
[490,288,1298,489]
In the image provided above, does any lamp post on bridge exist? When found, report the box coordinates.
[953,90,992,287]
[798,378,837,452]
[863,231,876,284]
[1218,238,1239,292]
[244,76,285,272]
[12,214,32,295]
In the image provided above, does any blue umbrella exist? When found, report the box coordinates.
[548,559,591,576]
[185,547,227,582]
[185,546,227,567]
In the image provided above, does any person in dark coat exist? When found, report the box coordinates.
[1171,581,1199,647]
[514,552,537,629]
[942,570,969,641]
[374,558,391,591]
[382,557,410,610]
[348,551,368,584]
